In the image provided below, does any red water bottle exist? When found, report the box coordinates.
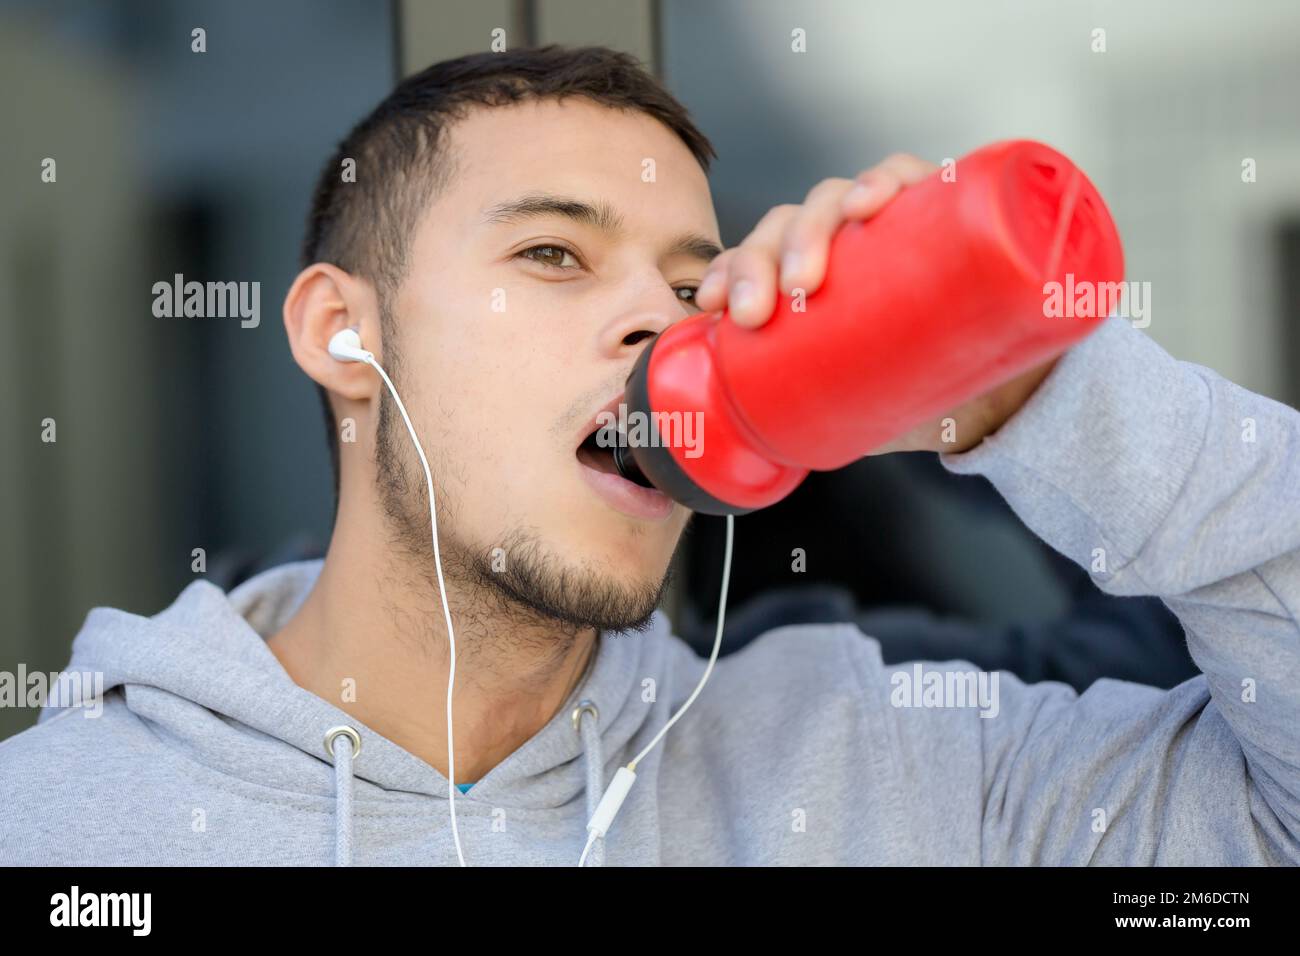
[614,139,1125,515]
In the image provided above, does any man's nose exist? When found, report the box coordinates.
[598,306,678,358]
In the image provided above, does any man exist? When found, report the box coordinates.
[2,45,1297,866]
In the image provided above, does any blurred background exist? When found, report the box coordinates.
[3,0,1298,740]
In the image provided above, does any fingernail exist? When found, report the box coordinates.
[729,279,756,313]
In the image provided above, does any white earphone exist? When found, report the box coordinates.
[327,327,374,364]
[326,326,734,867]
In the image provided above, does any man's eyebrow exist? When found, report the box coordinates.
[483,192,723,263]
[483,193,626,235]
[665,233,724,264]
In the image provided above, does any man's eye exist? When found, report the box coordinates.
[518,244,580,269]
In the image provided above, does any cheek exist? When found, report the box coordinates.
[396,277,601,527]
[403,330,570,501]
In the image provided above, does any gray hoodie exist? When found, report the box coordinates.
[2,314,1298,865]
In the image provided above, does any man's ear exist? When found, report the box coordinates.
[283,262,383,401]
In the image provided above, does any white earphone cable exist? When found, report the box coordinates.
[364,355,467,867]
[578,512,734,866]
[630,512,733,771]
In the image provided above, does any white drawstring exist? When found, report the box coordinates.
[325,726,360,867]
[573,701,606,867]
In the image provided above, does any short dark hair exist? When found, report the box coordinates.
[301,44,717,502]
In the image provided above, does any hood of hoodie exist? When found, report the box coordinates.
[48,559,682,815]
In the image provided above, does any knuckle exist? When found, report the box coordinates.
[782,219,819,250]
[806,177,852,202]
[729,246,766,275]
[705,249,733,272]
[768,202,801,221]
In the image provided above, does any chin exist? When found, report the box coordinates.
[552,512,679,578]
[471,515,674,634]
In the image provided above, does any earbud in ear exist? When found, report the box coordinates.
[328,327,372,364]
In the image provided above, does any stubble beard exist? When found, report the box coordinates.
[372,385,676,656]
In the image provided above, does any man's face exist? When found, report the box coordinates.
[378,97,720,631]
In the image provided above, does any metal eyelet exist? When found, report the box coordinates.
[571,699,599,732]
[324,725,362,760]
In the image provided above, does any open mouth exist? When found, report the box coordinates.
[574,426,673,521]
[575,423,622,477]
[571,394,672,521]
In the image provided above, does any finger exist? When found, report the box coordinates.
[876,151,940,186]
[779,177,857,295]
[693,249,735,312]
[840,169,903,220]
[726,204,798,327]
[841,153,939,220]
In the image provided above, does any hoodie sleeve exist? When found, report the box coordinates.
[907,314,1300,864]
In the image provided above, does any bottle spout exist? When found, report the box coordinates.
[613,440,655,489]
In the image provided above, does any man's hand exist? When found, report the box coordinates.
[694,153,1058,454]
